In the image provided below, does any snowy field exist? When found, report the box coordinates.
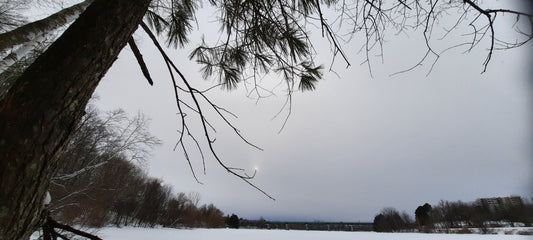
[84,227,531,240]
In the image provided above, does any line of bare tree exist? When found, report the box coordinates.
[45,105,226,231]
[430,199,532,233]
[373,197,533,233]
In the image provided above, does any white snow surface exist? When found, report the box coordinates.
[85,227,531,240]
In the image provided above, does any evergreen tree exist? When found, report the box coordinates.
[415,203,433,231]
[227,214,240,229]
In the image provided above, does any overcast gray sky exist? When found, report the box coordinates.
[93,2,532,222]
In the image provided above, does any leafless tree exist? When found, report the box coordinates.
[43,104,227,232]
[48,105,160,227]
[373,207,411,232]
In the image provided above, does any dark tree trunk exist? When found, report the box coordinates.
[0,0,150,239]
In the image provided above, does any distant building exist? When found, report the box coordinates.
[475,196,523,212]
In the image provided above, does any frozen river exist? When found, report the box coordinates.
[89,227,531,240]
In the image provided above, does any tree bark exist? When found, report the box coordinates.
[0,1,92,99]
[0,0,151,239]
[0,0,92,55]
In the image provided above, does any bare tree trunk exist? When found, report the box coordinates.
[0,0,150,239]
[0,0,92,54]
[0,1,93,99]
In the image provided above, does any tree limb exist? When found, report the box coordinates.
[128,37,154,85]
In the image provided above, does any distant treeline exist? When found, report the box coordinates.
[237,217,373,231]
[373,197,533,233]
[48,106,226,228]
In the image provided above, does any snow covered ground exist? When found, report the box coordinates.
[83,227,531,240]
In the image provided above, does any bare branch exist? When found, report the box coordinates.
[128,37,154,85]
[140,22,274,200]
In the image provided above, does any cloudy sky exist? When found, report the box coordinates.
[91,2,532,222]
